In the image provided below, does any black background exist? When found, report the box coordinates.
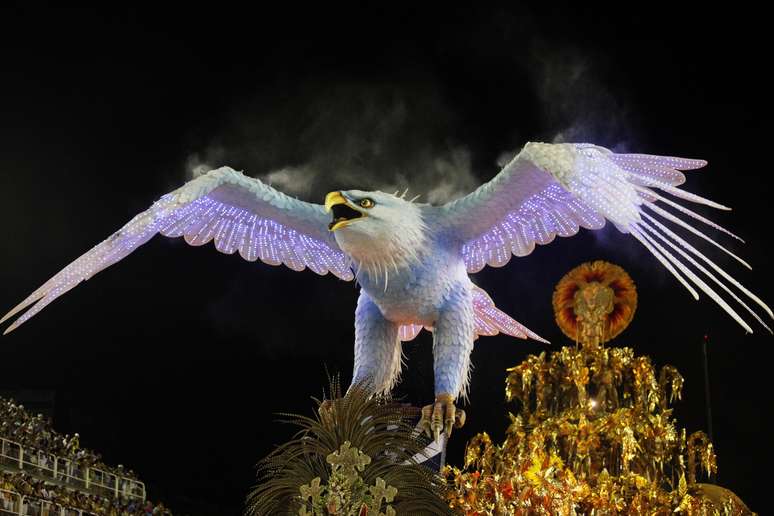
[1,4,771,515]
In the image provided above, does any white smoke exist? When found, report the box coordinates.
[184,82,485,205]
[527,38,635,148]
[184,25,636,205]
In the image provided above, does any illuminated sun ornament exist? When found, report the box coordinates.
[2,141,772,442]
[553,260,638,346]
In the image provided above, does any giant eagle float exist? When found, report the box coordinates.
[2,142,771,440]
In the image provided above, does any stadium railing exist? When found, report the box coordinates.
[1,488,98,516]
[0,438,145,502]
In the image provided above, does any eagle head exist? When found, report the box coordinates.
[324,190,426,270]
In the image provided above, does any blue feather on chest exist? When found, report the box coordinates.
[355,248,470,326]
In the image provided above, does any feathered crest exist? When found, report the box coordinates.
[392,188,420,203]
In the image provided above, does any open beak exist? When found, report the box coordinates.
[324,191,347,213]
[324,191,366,231]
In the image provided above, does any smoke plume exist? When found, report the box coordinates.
[185,81,480,205]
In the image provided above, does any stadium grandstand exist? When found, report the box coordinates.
[1,396,171,515]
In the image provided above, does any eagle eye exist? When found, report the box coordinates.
[359,198,375,209]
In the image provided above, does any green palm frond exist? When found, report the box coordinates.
[246,378,452,515]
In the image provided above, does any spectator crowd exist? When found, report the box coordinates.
[2,471,170,515]
[1,398,172,515]
[1,398,139,484]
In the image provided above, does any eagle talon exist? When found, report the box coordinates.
[419,394,465,441]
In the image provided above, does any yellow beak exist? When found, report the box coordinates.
[325,191,366,231]
[324,191,348,213]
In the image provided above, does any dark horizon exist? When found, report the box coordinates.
[1,5,771,514]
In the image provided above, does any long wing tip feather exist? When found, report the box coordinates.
[2,321,19,335]
[686,159,708,170]
[1,298,45,335]
[697,195,731,211]
[0,294,42,326]
[636,217,768,334]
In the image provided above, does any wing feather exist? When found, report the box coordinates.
[439,142,771,333]
[1,167,352,334]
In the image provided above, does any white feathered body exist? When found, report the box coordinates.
[334,200,465,327]
[332,194,482,397]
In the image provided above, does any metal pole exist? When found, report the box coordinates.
[701,334,714,442]
[701,334,716,482]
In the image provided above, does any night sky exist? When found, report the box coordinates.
[1,5,771,515]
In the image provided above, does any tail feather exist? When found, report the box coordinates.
[397,286,549,343]
[471,287,550,343]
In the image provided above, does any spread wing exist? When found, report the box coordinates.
[438,142,772,333]
[1,167,353,334]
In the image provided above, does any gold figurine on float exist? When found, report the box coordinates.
[444,261,754,515]
[553,260,637,348]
